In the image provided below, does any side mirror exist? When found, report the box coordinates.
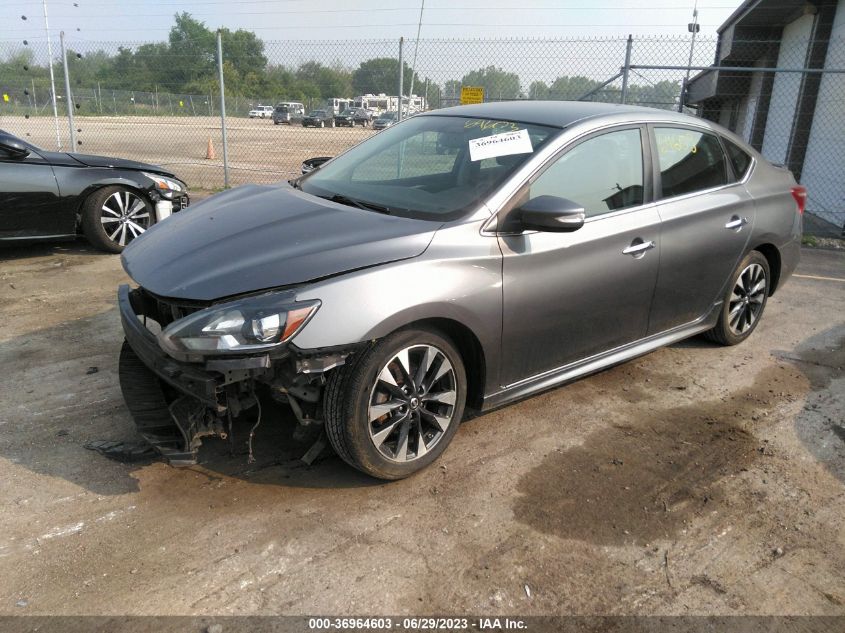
[0,135,31,159]
[516,196,585,233]
[301,156,332,174]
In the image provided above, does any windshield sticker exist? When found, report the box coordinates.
[468,128,533,162]
[464,119,521,132]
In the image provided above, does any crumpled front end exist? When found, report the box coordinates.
[118,284,358,466]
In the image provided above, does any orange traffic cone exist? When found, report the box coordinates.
[205,137,216,160]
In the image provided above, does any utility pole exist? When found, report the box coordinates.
[679,1,700,112]
[407,0,425,107]
[621,35,633,104]
[59,31,76,149]
[217,30,230,188]
[42,0,61,149]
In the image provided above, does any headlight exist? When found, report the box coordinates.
[142,172,185,199]
[157,291,320,359]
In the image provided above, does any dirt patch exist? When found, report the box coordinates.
[513,365,806,546]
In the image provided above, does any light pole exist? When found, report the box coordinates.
[42,0,62,149]
[679,2,700,113]
[407,0,425,110]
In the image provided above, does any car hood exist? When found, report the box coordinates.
[121,184,440,301]
[37,149,175,176]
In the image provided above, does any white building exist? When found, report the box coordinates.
[687,0,844,234]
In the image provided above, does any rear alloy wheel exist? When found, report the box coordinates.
[324,328,467,480]
[704,250,770,345]
[81,186,154,253]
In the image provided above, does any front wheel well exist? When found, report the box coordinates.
[753,243,782,295]
[401,318,486,412]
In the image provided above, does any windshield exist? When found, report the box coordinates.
[309,110,326,116]
[300,115,558,221]
[378,112,397,121]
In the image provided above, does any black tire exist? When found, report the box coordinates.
[81,186,154,253]
[703,250,770,346]
[119,340,180,443]
[324,327,467,480]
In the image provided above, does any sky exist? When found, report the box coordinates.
[2,0,744,43]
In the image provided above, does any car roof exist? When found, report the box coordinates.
[424,101,701,129]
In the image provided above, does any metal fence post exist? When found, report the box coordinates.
[621,34,633,104]
[42,0,62,149]
[397,37,404,121]
[217,30,230,189]
[59,31,77,149]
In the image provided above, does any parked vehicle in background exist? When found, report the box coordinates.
[0,129,189,253]
[301,156,332,174]
[353,94,426,116]
[354,94,398,116]
[116,102,802,480]
[334,107,372,128]
[373,111,398,130]
[326,98,353,115]
[248,105,274,119]
[272,102,305,125]
[302,110,335,128]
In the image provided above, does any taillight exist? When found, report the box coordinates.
[791,185,807,215]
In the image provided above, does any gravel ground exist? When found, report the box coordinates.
[0,240,843,617]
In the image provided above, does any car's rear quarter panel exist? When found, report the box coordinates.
[743,159,802,291]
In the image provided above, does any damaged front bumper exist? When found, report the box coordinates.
[118,284,356,465]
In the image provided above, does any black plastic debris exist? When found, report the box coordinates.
[84,440,158,463]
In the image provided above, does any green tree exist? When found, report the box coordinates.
[528,80,549,100]
[352,57,414,96]
[459,66,521,101]
[296,61,353,99]
[167,12,216,90]
[441,80,462,106]
[627,80,680,110]
[548,76,602,100]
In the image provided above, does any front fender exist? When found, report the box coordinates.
[291,220,503,393]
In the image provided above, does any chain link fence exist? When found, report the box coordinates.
[1,34,842,234]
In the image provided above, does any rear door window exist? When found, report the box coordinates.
[654,127,728,198]
[724,139,753,181]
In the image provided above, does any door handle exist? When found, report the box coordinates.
[725,215,748,230]
[622,240,655,257]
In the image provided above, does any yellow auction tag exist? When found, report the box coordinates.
[2,94,9,103]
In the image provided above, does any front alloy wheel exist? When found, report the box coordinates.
[325,328,467,480]
[81,186,154,253]
[368,344,457,462]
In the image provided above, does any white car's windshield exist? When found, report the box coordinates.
[299,115,558,221]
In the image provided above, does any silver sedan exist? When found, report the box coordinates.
[117,101,803,479]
